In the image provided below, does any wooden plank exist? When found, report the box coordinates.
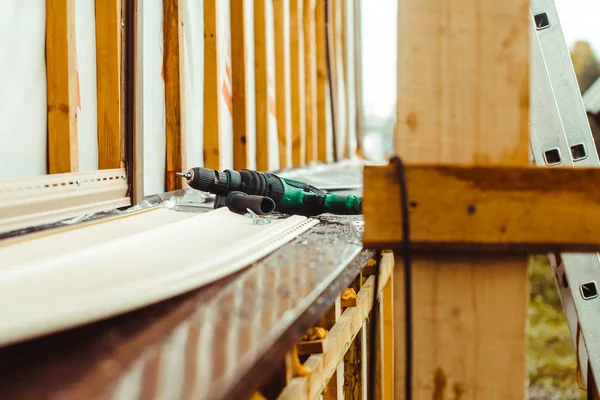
[330,0,345,162]
[352,0,365,158]
[340,0,349,159]
[230,0,249,170]
[364,165,600,253]
[274,0,292,168]
[393,0,529,398]
[132,0,144,202]
[203,0,221,170]
[253,0,274,171]
[315,0,328,163]
[290,0,306,167]
[382,272,394,400]
[303,0,318,164]
[46,0,78,173]
[95,0,123,169]
[163,0,185,191]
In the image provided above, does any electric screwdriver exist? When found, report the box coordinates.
[176,167,362,217]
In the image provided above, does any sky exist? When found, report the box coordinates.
[360,0,600,118]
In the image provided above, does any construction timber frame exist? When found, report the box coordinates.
[0,1,389,400]
[6,0,600,399]
[361,0,600,398]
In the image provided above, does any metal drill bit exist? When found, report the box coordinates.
[176,172,191,179]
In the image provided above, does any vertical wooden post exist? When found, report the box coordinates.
[274,0,292,168]
[382,274,394,400]
[394,1,529,399]
[132,0,144,202]
[203,0,221,170]
[320,298,343,400]
[95,0,123,169]
[253,0,276,171]
[303,0,317,164]
[352,0,364,158]
[315,0,328,163]
[46,0,78,174]
[163,0,185,191]
[289,0,306,167]
[230,0,249,170]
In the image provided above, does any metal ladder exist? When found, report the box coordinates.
[529,0,600,393]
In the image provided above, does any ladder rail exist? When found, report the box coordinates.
[529,0,600,391]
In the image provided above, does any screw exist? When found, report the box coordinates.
[121,174,127,180]
[76,180,81,186]
[121,20,125,28]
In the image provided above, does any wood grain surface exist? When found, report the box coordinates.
[392,0,529,398]
[364,164,600,253]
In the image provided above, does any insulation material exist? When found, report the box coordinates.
[218,0,234,170]
[344,0,357,156]
[265,0,280,171]
[75,0,99,171]
[244,0,257,170]
[182,0,204,170]
[0,1,47,179]
[143,0,167,196]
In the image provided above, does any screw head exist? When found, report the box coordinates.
[76,180,81,186]
[121,174,126,180]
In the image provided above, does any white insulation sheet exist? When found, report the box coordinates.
[0,1,47,179]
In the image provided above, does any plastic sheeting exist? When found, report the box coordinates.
[0,1,47,179]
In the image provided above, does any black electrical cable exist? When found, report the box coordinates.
[324,0,338,162]
[367,156,413,399]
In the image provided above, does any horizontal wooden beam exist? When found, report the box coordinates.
[363,164,600,253]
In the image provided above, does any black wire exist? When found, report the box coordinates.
[367,156,412,400]
[324,0,338,162]
[391,156,413,400]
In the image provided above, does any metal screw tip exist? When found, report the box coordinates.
[176,172,191,179]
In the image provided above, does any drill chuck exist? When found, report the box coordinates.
[185,167,229,195]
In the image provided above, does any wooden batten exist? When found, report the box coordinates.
[132,0,144,203]
[230,0,249,170]
[392,0,529,398]
[95,0,123,170]
[352,0,364,158]
[290,0,306,167]
[253,0,277,171]
[46,0,78,174]
[303,0,318,164]
[163,0,185,191]
[203,0,221,170]
[315,0,328,163]
[278,252,394,400]
[274,0,292,168]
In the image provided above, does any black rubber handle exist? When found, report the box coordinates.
[226,191,275,215]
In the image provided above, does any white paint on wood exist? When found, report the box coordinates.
[142,0,167,195]
[182,0,204,169]
[0,1,47,179]
[75,0,99,171]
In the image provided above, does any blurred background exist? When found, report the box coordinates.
[360,1,600,398]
